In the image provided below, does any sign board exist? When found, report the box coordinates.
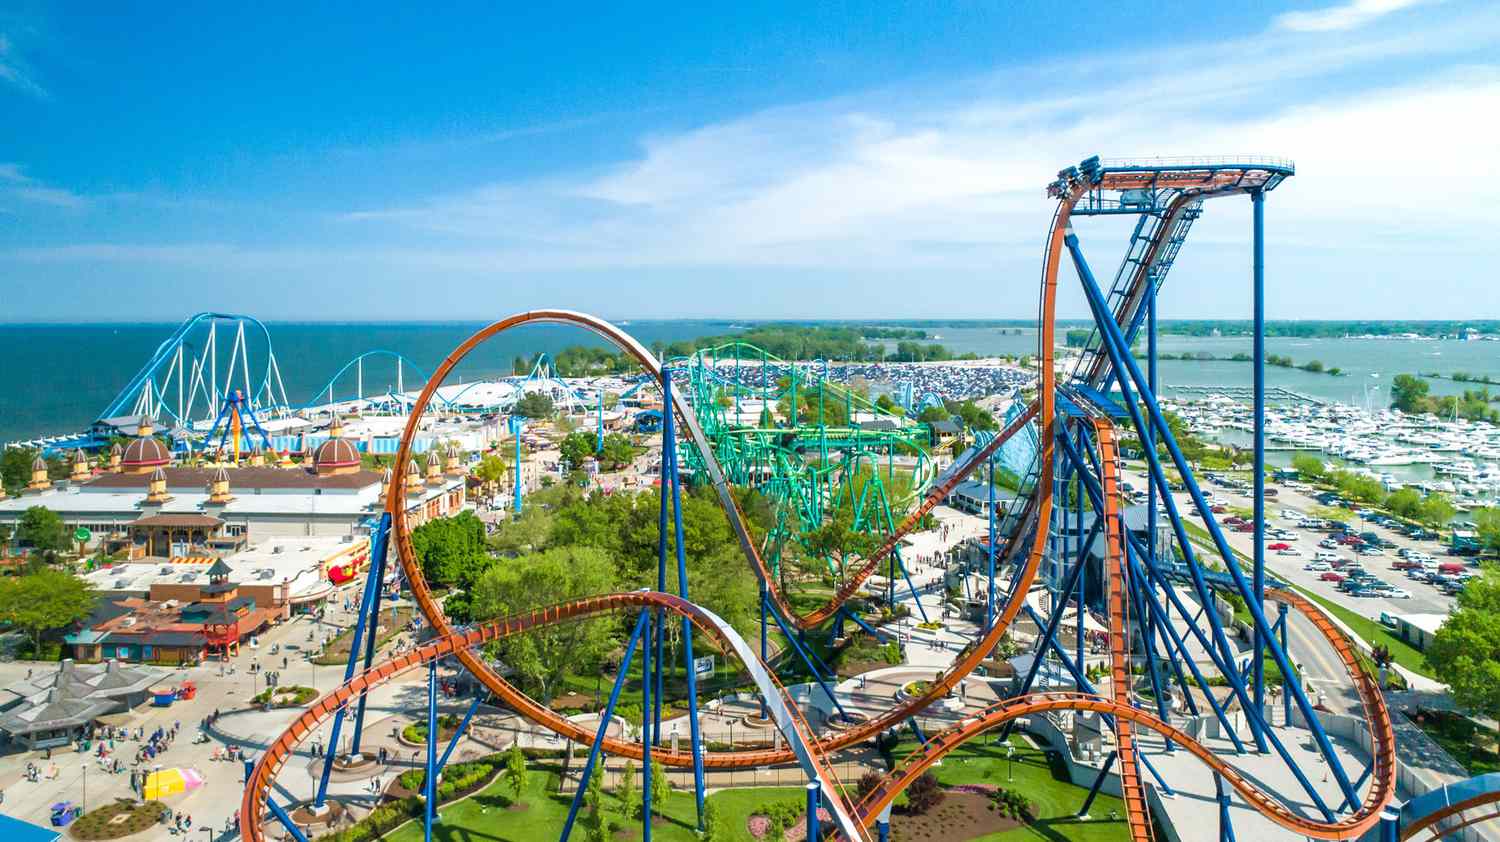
[694,655,715,676]
[74,527,92,543]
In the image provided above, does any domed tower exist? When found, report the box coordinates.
[443,443,464,476]
[145,467,172,504]
[107,442,123,472]
[121,416,171,475]
[404,459,423,495]
[207,467,234,504]
[377,466,393,504]
[27,454,50,491]
[69,450,91,482]
[424,453,444,486]
[312,415,361,476]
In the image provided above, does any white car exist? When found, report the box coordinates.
[1383,587,1412,599]
[1304,561,1331,571]
[1277,547,1302,556]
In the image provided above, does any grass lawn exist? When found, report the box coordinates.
[888,734,1132,842]
[1411,709,1500,777]
[383,763,805,842]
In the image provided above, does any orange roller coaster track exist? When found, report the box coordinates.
[241,163,1396,842]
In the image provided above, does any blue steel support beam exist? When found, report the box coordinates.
[1279,602,1292,726]
[436,693,484,775]
[559,611,649,842]
[424,660,437,842]
[806,782,821,842]
[839,607,890,643]
[1217,774,1237,842]
[265,798,312,842]
[763,593,849,719]
[1252,186,1268,752]
[987,456,997,630]
[642,598,654,842]
[350,516,392,756]
[654,372,673,746]
[1068,228,1356,812]
[1078,751,1117,817]
[664,383,707,831]
[759,583,769,719]
[313,512,391,807]
[512,416,524,514]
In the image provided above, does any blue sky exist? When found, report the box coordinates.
[1,0,1497,322]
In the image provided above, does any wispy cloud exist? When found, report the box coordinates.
[1274,0,1433,33]
[324,6,1500,274]
[0,162,87,208]
[0,33,47,98]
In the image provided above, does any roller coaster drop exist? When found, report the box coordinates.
[242,157,1432,842]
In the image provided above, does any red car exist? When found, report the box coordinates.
[1224,516,1246,526]
[1267,542,1292,551]
[1320,571,1345,583]
[1338,535,1364,546]
[1234,524,1255,533]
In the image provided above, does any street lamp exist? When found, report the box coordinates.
[81,762,87,812]
[1006,745,1015,782]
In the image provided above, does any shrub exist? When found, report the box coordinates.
[905,772,944,815]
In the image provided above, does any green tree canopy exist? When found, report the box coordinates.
[559,431,598,470]
[0,567,97,656]
[1391,374,1431,413]
[1427,566,1500,718]
[17,506,69,555]
[470,546,617,702]
[513,392,556,420]
[1291,454,1325,479]
[410,510,491,589]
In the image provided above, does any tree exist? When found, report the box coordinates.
[701,799,726,842]
[1384,488,1422,520]
[513,391,556,420]
[1291,454,1325,480]
[618,759,637,816]
[874,393,899,414]
[804,508,878,588]
[470,547,617,703]
[0,524,11,558]
[504,742,527,803]
[410,510,491,588]
[1391,374,1431,414]
[17,506,69,556]
[0,448,39,496]
[1476,507,1500,553]
[0,567,97,657]
[1427,566,1500,719]
[598,433,635,471]
[650,759,670,810]
[581,769,607,842]
[905,771,944,814]
[559,431,599,470]
[472,454,509,498]
[1415,494,1457,528]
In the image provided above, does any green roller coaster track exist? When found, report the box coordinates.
[672,341,937,587]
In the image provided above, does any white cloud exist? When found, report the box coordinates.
[0,33,47,98]
[0,162,88,209]
[1275,0,1433,32]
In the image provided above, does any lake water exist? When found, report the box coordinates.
[1,319,1493,442]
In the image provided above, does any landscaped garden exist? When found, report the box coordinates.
[251,684,318,707]
[70,798,167,840]
[313,605,417,665]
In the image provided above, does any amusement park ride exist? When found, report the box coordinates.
[224,155,1500,842]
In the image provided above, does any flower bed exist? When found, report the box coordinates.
[251,685,318,707]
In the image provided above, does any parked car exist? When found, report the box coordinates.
[1356,545,1384,556]
[1319,538,1340,549]
[1382,587,1412,600]
[1268,542,1292,551]
[1277,547,1302,556]
[1304,561,1331,572]
[1320,571,1345,583]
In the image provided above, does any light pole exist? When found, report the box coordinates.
[81,762,87,812]
[1006,745,1015,782]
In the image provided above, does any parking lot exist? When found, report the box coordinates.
[1121,464,1468,622]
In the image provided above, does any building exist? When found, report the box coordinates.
[0,415,466,554]
[1395,613,1447,651]
[68,556,295,664]
[0,659,167,750]
[928,419,962,448]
